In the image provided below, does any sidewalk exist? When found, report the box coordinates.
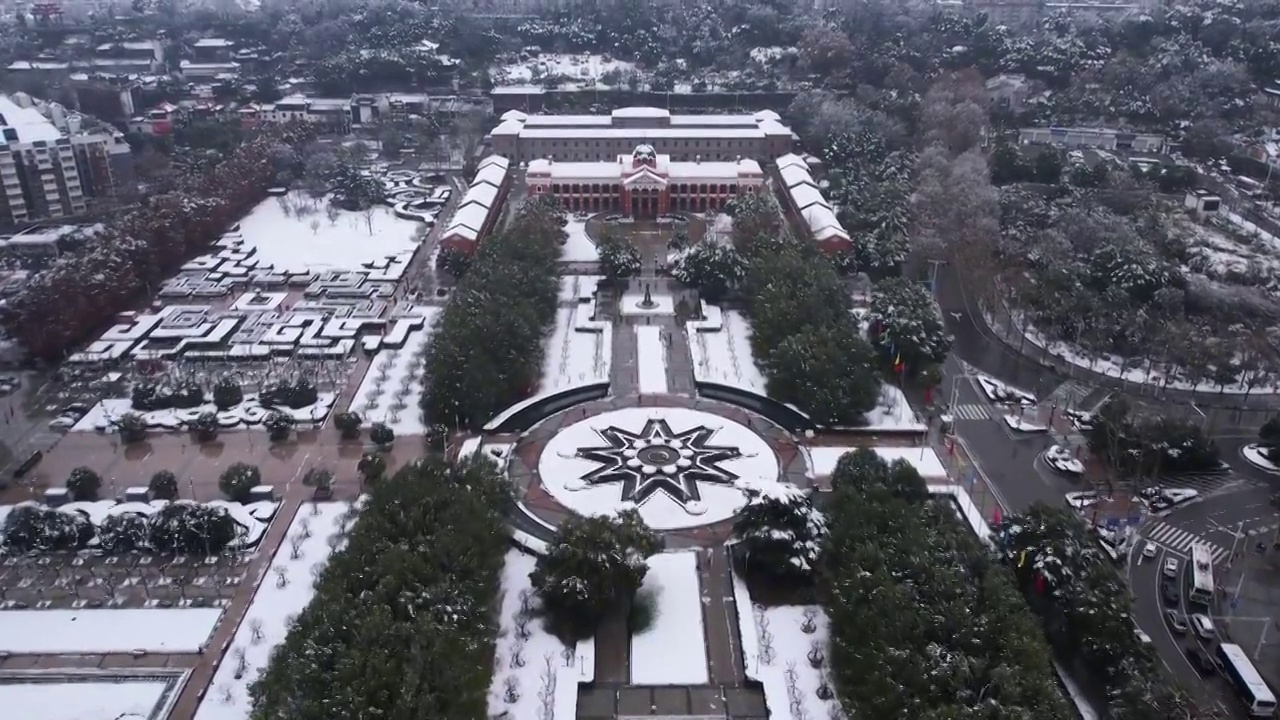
[932,429,1007,522]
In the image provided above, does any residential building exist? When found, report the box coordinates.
[776,153,850,254]
[441,155,512,253]
[984,74,1030,113]
[0,94,133,228]
[488,107,797,163]
[191,38,236,63]
[91,39,163,74]
[178,60,241,81]
[1018,126,1165,153]
[526,144,764,217]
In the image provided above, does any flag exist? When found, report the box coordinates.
[1018,550,1027,567]
[893,352,904,374]
[993,507,1002,525]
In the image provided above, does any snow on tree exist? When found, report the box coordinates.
[670,241,745,302]
[867,276,952,374]
[732,480,826,581]
[148,503,240,554]
[596,228,642,281]
[531,507,660,641]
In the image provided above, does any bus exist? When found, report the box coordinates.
[1188,543,1215,606]
[1216,643,1278,717]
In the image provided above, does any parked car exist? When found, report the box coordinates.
[1162,582,1181,606]
[1191,613,1217,639]
[1186,647,1218,676]
[1163,557,1180,578]
[1164,610,1188,633]
[1143,542,1158,559]
[1043,445,1085,475]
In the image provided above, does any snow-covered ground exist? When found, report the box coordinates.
[0,499,279,552]
[196,501,361,719]
[635,326,669,394]
[71,393,337,433]
[347,307,442,435]
[857,384,926,432]
[0,608,222,654]
[488,550,594,719]
[686,305,768,396]
[536,407,779,530]
[731,566,841,720]
[540,304,612,393]
[1002,413,1049,433]
[631,551,708,685]
[620,291,676,316]
[562,219,599,262]
[1179,216,1280,281]
[803,446,946,480]
[4,675,178,720]
[235,191,423,273]
[974,374,1036,406]
[493,53,636,88]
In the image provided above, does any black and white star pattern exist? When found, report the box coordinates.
[575,418,743,508]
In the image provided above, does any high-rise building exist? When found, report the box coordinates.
[0,94,132,228]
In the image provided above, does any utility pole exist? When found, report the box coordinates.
[1256,619,1271,661]
[1228,520,1247,566]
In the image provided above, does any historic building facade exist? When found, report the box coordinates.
[526,144,764,217]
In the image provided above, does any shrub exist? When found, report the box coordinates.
[192,411,219,441]
[170,381,204,409]
[219,463,261,502]
[670,241,745,302]
[264,411,295,442]
[149,470,179,500]
[99,513,149,553]
[213,377,244,409]
[436,246,474,278]
[733,481,826,584]
[66,466,102,501]
[357,452,387,483]
[369,422,395,447]
[302,467,335,490]
[1,505,93,552]
[148,503,239,554]
[334,411,362,440]
[261,379,318,409]
[117,412,148,443]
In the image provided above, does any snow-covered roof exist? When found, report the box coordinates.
[489,119,524,137]
[472,164,507,189]
[612,107,670,119]
[776,153,807,170]
[499,110,528,122]
[194,38,234,48]
[0,96,62,144]
[779,165,814,189]
[753,109,782,122]
[447,203,491,234]
[527,160,621,180]
[789,184,829,211]
[459,182,499,210]
[478,155,510,172]
[802,205,848,241]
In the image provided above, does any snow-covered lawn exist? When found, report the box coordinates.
[71,393,337,433]
[196,501,361,719]
[536,407,779,530]
[0,608,222,654]
[635,326,669,394]
[347,307,442,435]
[1179,216,1280,281]
[857,384,926,432]
[488,550,594,719]
[1241,444,1280,474]
[802,446,946,480]
[631,551,708,685]
[4,674,178,720]
[686,305,768,396]
[732,569,840,720]
[540,304,612,393]
[562,219,599,262]
[0,499,279,552]
[493,53,636,88]
[557,274,602,303]
[234,191,423,273]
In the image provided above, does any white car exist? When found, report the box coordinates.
[1191,613,1217,639]
[1044,445,1085,475]
[1143,542,1158,559]
[1163,557,1180,578]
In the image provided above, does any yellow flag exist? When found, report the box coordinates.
[1019,550,1027,568]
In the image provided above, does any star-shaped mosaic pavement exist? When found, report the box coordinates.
[574,418,743,508]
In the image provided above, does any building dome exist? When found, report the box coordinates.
[632,144,657,162]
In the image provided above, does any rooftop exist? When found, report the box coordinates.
[0,96,63,144]
[193,38,234,48]
[490,106,797,141]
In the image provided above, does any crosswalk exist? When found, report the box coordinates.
[952,403,991,420]
[1043,380,1094,410]
[1144,521,1229,563]
[1117,472,1264,496]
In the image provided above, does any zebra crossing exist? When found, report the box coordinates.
[1043,380,1094,409]
[951,403,992,421]
[1118,472,1265,496]
[1144,521,1229,563]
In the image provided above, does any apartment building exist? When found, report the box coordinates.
[0,95,132,228]
[488,107,797,163]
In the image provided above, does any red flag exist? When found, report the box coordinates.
[1034,574,1047,594]
[993,507,1002,525]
